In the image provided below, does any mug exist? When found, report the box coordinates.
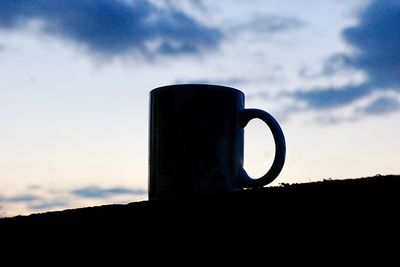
[149,84,286,200]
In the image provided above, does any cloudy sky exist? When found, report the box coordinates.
[0,0,399,217]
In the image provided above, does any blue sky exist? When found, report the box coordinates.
[0,0,399,217]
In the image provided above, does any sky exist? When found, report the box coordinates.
[0,0,399,217]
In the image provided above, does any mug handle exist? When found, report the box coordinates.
[238,108,286,188]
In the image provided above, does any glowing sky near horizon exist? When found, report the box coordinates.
[0,0,399,217]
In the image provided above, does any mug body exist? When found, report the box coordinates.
[149,84,244,200]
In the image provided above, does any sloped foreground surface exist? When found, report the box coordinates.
[1,175,399,266]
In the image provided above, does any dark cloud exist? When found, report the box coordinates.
[232,15,304,34]
[0,0,221,57]
[287,83,372,109]
[71,186,146,199]
[358,96,400,115]
[0,194,41,203]
[313,96,400,125]
[0,184,146,216]
[28,199,69,211]
[342,0,400,88]
[299,54,354,79]
[0,193,68,213]
[315,114,359,125]
[286,0,400,118]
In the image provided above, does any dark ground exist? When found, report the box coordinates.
[1,175,399,266]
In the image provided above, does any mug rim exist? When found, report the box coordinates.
[150,84,244,95]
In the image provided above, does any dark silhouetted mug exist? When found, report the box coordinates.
[149,84,286,200]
